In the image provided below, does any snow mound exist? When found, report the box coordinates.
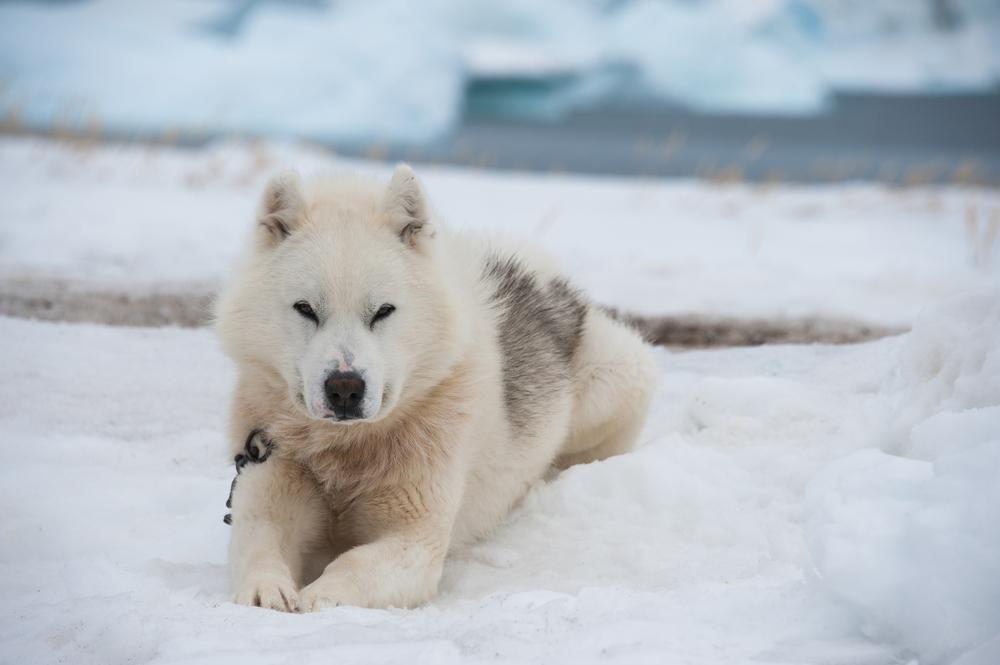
[805,290,1000,663]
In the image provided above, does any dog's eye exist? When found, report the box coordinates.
[371,303,395,328]
[293,300,318,323]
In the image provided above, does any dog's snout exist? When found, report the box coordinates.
[324,371,366,420]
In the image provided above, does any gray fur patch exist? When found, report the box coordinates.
[482,253,587,433]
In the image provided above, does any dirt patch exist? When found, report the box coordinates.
[0,278,215,328]
[0,278,903,347]
[609,309,901,348]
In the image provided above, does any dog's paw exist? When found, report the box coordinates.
[233,573,299,612]
[297,576,363,612]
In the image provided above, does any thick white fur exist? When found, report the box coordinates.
[214,165,657,612]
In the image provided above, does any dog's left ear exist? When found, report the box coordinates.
[382,163,434,249]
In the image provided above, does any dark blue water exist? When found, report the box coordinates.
[346,89,1000,186]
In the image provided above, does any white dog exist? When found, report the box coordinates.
[214,165,656,611]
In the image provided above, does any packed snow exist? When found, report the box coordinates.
[1,136,998,327]
[0,289,997,664]
[1,0,998,142]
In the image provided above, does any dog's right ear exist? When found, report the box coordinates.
[256,172,306,248]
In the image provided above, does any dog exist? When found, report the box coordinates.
[214,164,656,611]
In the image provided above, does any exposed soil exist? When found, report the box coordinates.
[0,278,903,348]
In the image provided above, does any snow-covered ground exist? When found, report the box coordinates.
[1,136,997,326]
[1,1,998,142]
[0,290,997,664]
[0,135,998,663]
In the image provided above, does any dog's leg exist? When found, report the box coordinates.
[298,482,456,611]
[556,308,658,469]
[229,437,328,612]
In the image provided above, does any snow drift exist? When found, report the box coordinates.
[805,290,1000,664]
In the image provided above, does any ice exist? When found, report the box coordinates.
[1,0,998,142]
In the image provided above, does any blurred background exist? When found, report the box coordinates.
[2,0,999,185]
[0,0,998,338]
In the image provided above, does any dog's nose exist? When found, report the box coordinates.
[324,371,366,420]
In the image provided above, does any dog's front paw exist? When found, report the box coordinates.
[234,572,299,612]
[298,576,364,612]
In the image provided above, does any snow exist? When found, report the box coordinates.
[804,292,1000,663]
[1,131,998,662]
[1,136,997,326]
[1,288,997,663]
[1,1,998,142]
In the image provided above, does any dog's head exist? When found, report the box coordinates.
[217,164,463,425]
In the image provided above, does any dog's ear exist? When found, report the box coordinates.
[257,172,306,247]
[382,164,434,249]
